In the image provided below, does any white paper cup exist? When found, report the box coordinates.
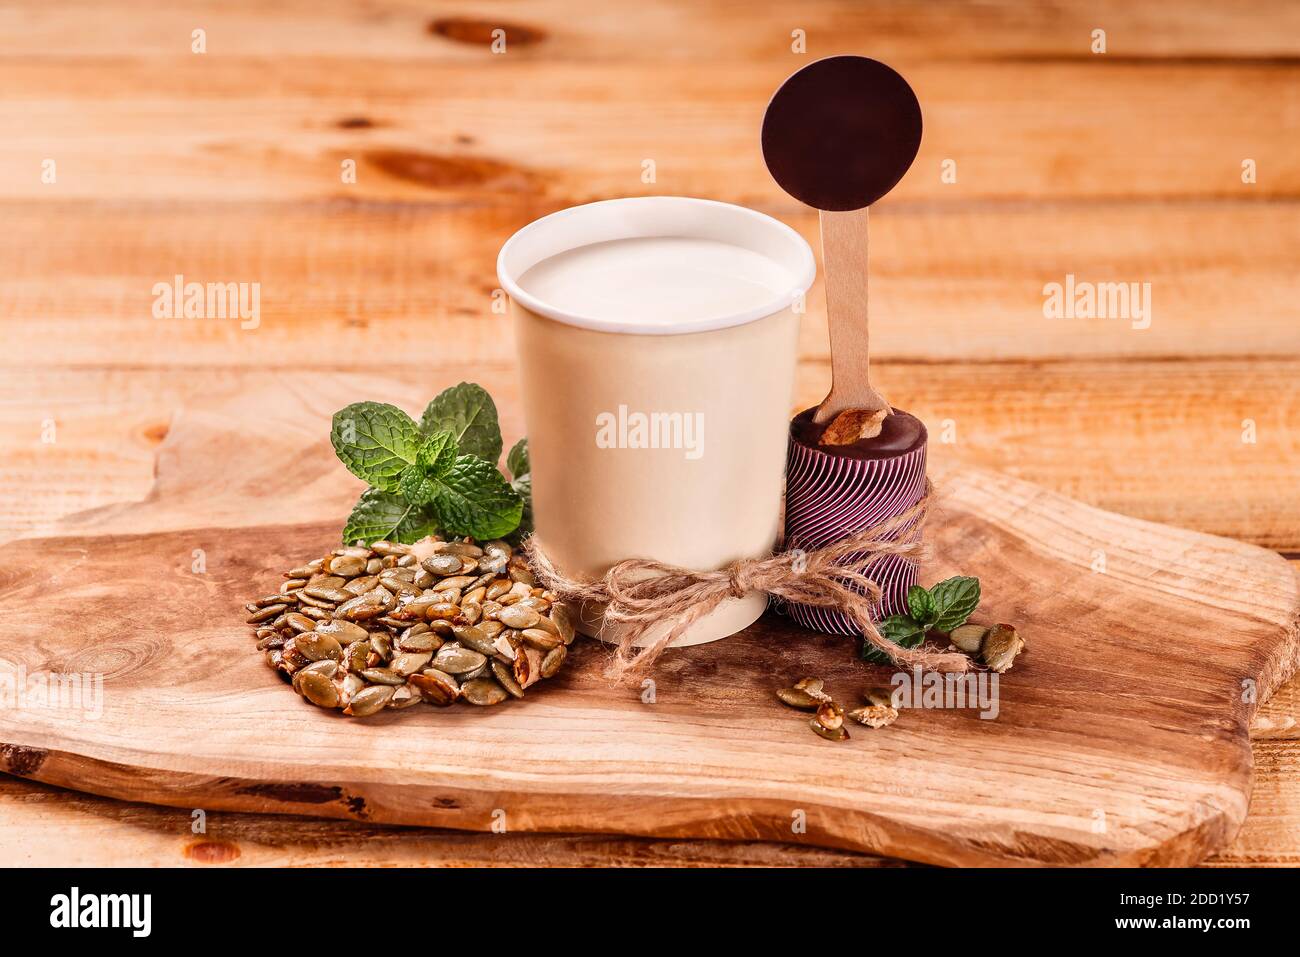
[498,197,815,645]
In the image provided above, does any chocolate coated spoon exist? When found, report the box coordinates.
[762,56,922,437]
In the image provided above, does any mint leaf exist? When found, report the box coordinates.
[861,615,926,663]
[331,402,421,492]
[509,473,533,541]
[417,430,459,478]
[420,383,502,464]
[930,576,981,632]
[906,585,936,627]
[342,488,438,546]
[506,437,532,542]
[398,430,460,506]
[506,437,529,480]
[398,466,440,506]
[430,455,523,540]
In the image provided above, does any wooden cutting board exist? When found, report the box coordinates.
[1,375,1296,867]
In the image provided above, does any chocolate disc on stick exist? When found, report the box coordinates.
[762,55,922,436]
[763,57,929,640]
[761,55,922,212]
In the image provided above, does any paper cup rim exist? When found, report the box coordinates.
[496,196,816,336]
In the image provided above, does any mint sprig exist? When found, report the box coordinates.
[861,576,981,663]
[333,383,530,545]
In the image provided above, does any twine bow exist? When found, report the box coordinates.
[525,482,971,681]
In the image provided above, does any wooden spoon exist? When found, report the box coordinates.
[761,56,923,437]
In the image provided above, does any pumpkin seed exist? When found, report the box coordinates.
[293,659,338,692]
[307,574,346,589]
[409,669,459,705]
[283,613,316,633]
[390,651,433,676]
[981,624,1024,673]
[390,684,423,709]
[426,602,460,621]
[425,575,471,592]
[422,554,462,576]
[433,646,488,676]
[329,555,368,578]
[498,605,540,630]
[540,645,566,678]
[299,671,340,708]
[507,559,536,586]
[491,660,525,698]
[949,623,987,654]
[360,667,406,686]
[316,619,369,643]
[776,687,821,710]
[815,701,845,731]
[550,604,576,644]
[346,685,394,716]
[397,632,441,653]
[452,625,499,658]
[810,717,849,742]
[246,604,287,623]
[304,585,351,603]
[848,701,899,729]
[295,631,343,662]
[521,628,562,651]
[794,677,832,704]
[440,542,484,558]
[512,646,544,689]
[335,591,390,620]
[461,677,507,706]
[345,639,370,673]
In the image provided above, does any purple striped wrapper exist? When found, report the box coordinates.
[777,416,928,634]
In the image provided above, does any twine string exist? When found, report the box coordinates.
[524,482,971,680]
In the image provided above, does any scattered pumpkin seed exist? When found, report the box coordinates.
[810,717,849,742]
[949,623,988,655]
[981,624,1025,673]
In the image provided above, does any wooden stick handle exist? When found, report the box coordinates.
[813,207,891,425]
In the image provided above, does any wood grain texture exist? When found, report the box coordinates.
[4,0,1298,868]
[6,0,1299,60]
[8,361,1298,550]
[5,203,1296,367]
[0,776,901,868]
[0,380,1295,867]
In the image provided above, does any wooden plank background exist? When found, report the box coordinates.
[2,0,1297,866]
